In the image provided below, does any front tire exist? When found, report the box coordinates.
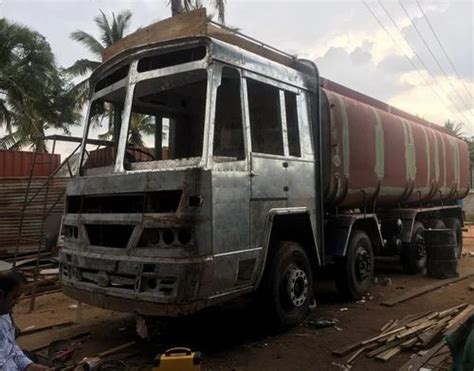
[261,241,313,328]
[335,230,374,301]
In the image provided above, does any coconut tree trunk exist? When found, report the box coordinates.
[171,0,184,16]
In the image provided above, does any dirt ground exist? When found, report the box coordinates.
[13,228,474,371]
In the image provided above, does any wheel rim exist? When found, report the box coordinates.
[283,265,309,308]
[355,245,372,282]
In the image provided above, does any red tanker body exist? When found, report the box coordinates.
[321,87,470,210]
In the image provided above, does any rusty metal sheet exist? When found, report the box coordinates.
[0,150,60,178]
[0,177,68,250]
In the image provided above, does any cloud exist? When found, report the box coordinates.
[1,0,472,153]
[315,43,411,102]
[399,0,473,82]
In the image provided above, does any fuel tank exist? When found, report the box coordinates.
[320,87,470,210]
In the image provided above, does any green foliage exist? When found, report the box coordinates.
[67,10,133,130]
[0,18,80,152]
[444,120,474,166]
[99,113,155,148]
[444,120,464,139]
[169,0,226,24]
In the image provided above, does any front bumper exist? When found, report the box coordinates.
[60,249,212,316]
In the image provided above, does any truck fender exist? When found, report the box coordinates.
[255,207,321,288]
[396,206,463,244]
[325,214,383,258]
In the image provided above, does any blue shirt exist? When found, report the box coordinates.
[0,314,32,371]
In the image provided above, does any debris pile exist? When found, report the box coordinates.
[332,303,474,367]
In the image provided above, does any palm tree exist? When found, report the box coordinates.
[128,114,155,147]
[169,0,226,24]
[0,18,80,152]
[444,120,464,139]
[67,10,132,105]
[98,114,155,148]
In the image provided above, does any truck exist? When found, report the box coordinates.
[59,9,470,327]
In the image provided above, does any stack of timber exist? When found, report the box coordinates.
[332,303,474,368]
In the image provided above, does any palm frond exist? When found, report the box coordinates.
[65,59,101,77]
[211,0,226,24]
[0,99,12,133]
[70,30,104,57]
[113,10,132,41]
[95,10,114,46]
[444,120,465,139]
[170,0,184,15]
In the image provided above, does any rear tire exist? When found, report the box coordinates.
[335,230,374,301]
[260,241,313,328]
[445,218,463,259]
[401,221,426,274]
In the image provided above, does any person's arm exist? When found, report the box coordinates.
[0,331,10,368]
[11,342,33,370]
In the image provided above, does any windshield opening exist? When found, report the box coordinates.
[81,87,126,173]
[124,69,207,169]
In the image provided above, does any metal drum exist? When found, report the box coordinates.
[425,229,459,279]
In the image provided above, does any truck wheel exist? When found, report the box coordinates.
[444,218,463,259]
[335,230,373,301]
[400,221,426,274]
[261,241,313,328]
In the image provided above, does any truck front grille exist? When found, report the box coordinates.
[67,190,182,214]
[86,224,134,248]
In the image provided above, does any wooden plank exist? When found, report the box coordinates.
[102,10,208,62]
[446,304,474,330]
[418,326,445,349]
[381,271,474,307]
[332,342,363,357]
[376,346,402,362]
[383,319,400,333]
[346,347,366,364]
[398,341,447,371]
[437,303,467,318]
[395,319,438,340]
[400,337,418,349]
[380,319,395,332]
[361,326,407,345]
[335,322,409,356]
[19,320,74,337]
[20,288,62,301]
[97,341,136,357]
[366,339,404,358]
[27,331,90,352]
[405,312,438,328]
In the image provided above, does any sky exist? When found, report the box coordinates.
[1,0,473,156]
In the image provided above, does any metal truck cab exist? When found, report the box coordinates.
[60,37,319,316]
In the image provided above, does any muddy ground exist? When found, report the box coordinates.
[14,229,474,371]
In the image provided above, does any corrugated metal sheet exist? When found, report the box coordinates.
[0,150,61,178]
[0,177,68,251]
